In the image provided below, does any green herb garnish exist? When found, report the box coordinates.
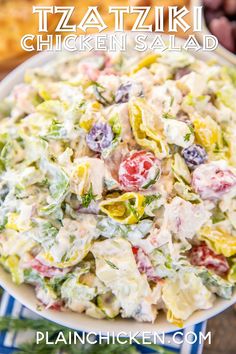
[212,208,226,224]
[105,259,119,270]
[81,184,97,208]
[126,201,139,220]
[92,82,114,106]
[162,112,173,119]
[184,132,191,142]
[142,170,160,189]
[144,194,161,206]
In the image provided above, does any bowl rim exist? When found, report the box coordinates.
[1,265,236,335]
[0,34,236,334]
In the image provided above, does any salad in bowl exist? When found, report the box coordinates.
[0,43,236,328]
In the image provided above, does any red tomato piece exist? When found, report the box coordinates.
[189,243,229,276]
[132,246,160,282]
[31,259,69,278]
[119,150,161,191]
[192,163,236,200]
[48,301,64,311]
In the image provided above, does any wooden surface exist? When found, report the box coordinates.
[204,306,236,354]
[0,51,36,81]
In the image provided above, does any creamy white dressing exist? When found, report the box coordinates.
[92,238,157,322]
[0,47,235,324]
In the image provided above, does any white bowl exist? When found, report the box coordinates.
[191,0,236,66]
[0,35,235,334]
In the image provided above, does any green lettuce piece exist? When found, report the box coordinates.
[221,66,236,87]
[34,83,52,101]
[24,268,43,285]
[61,274,96,302]
[228,264,236,283]
[212,207,226,224]
[172,153,202,202]
[0,255,24,285]
[109,113,122,136]
[0,133,9,172]
[0,213,8,231]
[144,194,162,216]
[228,258,236,283]
[198,269,233,299]
[174,181,201,202]
[36,100,67,118]
[0,183,9,230]
[183,94,209,108]
[97,292,120,319]
[40,160,69,215]
[172,153,191,184]
[0,134,27,171]
[216,86,236,112]
[24,137,48,165]
[96,218,152,239]
[159,51,194,69]
[31,220,58,249]
[41,222,58,241]
[0,98,12,118]
[1,142,12,167]
[43,119,67,140]
[149,249,175,278]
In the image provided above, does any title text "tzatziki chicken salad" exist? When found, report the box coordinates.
[0,47,236,326]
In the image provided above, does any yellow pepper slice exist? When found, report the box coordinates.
[167,309,184,328]
[99,192,145,224]
[193,116,223,151]
[130,53,159,74]
[228,261,236,283]
[79,117,94,132]
[224,126,236,167]
[199,226,236,257]
[39,240,91,268]
[39,250,87,268]
[91,101,102,111]
[5,213,19,231]
[1,255,24,285]
[129,98,169,159]
[5,212,31,232]
[70,163,89,196]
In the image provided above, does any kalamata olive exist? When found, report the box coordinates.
[209,17,235,52]
[115,83,131,103]
[182,144,207,169]
[224,0,236,16]
[86,122,114,153]
[115,81,143,103]
[203,0,223,11]
[174,67,191,80]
